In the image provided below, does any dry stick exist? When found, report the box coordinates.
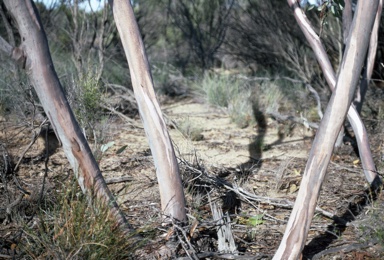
[105,176,134,184]
[13,130,39,173]
[173,223,199,260]
[274,1,380,259]
[180,158,336,220]
[100,103,143,128]
[267,111,319,129]
[223,182,335,220]
[287,0,380,187]
[12,120,49,196]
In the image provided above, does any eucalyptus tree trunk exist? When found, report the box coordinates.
[353,0,382,113]
[274,1,380,259]
[109,0,187,222]
[287,0,381,187]
[2,0,131,232]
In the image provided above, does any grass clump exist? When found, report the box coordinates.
[193,72,309,129]
[152,63,187,96]
[195,72,241,107]
[194,72,253,128]
[74,72,105,130]
[176,118,204,141]
[19,181,142,259]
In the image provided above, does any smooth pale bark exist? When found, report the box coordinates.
[3,0,131,232]
[353,0,382,113]
[109,0,186,222]
[342,0,353,44]
[286,0,380,187]
[274,1,380,259]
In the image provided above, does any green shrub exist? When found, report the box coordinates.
[176,118,204,141]
[194,72,254,128]
[152,62,187,96]
[19,181,143,259]
[74,72,104,128]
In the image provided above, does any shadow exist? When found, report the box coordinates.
[237,102,286,180]
[40,126,61,157]
[302,185,381,259]
[236,103,266,179]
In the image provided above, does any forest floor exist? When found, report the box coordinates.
[1,95,384,259]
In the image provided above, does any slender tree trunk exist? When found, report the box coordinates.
[287,0,380,187]
[274,1,380,259]
[3,0,131,232]
[353,0,382,113]
[109,0,187,222]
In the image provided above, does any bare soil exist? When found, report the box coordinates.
[1,96,384,259]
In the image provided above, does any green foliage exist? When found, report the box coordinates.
[0,87,8,116]
[152,63,187,96]
[176,118,204,141]
[307,0,344,18]
[195,72,247,108]
[73,72,105,130]
[19,181,143,259]
[357,200,384,255]
[247,214,264,227]
[195,72,237,107]
[194,72,254,128]
[260,81,285,113]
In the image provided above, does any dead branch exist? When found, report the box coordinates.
[211,202,237,253]
[179,158,335,219]
[177,252,265,259]
[0,35,12,54]
[100,103,142,128]
[13,119,48,172]
[173,222,199,260]
[267,111,319,129]
[105,176,134,184]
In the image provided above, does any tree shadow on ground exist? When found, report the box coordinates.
[235,104,266,180]
[302,187,381,259]
[237,103,286,180]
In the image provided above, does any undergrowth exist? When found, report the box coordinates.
[19,180,143,259]
[193,72,254,128]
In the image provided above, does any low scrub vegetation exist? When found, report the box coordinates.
[19,180,143,259]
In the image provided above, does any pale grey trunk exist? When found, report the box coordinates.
[353,0,382,113]
[274,1,380,259]
[3,0,131,232]
[109,0,186,222]
[286,0,380,187]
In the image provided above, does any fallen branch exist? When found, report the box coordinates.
[267,111,319,129]
[100,103,143,128]
[179,158,335,220]
[105,176,134,184]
